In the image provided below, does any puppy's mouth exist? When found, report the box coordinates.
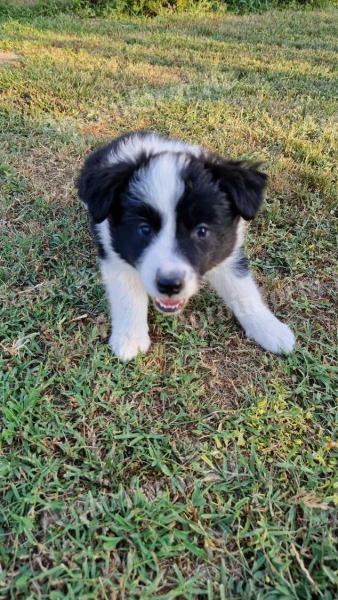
[154,297,186,314]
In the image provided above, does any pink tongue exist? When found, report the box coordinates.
[160,298,182,307]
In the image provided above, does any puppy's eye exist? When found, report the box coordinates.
[138,223,152,237]
[193,224,209,239]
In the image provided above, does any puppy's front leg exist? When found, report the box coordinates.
[100,259,150,361]
[206,256,295,354]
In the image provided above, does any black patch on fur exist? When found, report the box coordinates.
[233,251,249,277]
[76,132,152,224]
[176,158,239,275]
[90,220,106,259]
[202,156,267,220]
[109,196,162,266]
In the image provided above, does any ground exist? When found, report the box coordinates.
[0,6,337,600]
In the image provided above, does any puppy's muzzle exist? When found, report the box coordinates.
[154,270,186,314]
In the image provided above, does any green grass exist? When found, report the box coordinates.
[0,7,337,599]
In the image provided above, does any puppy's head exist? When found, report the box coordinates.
[77,133,267,314]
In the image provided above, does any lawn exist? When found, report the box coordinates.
[0,6,337,599]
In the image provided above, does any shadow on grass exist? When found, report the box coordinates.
[1,30,336,103]
[1,8,337,50]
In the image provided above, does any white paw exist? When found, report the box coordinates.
[109,331,151,362]
[245,311,295,354]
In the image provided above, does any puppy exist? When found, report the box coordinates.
[77,131,295,361]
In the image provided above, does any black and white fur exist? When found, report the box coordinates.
[77,131,295,361]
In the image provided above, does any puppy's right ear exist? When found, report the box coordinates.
[77,149,143,223]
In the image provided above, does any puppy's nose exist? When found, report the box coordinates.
[156,273,183,296]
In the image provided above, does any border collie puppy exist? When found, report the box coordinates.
[77,131,295,361]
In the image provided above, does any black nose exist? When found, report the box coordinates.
[156,274,183,296]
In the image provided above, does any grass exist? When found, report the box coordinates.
[0,6,337,599]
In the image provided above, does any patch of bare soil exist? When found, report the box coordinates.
[0,52,20,66]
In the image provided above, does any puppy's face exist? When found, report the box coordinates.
[77,133,267,314]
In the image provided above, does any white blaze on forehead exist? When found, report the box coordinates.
[129,152,186,215]
[132,154,185,277]
[135,153,199,300]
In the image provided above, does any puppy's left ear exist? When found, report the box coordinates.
[204,158,268,220]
